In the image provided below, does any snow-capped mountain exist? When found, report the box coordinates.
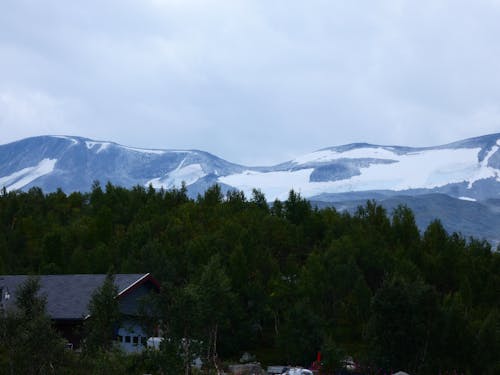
[1,134,500,244]
[1,134,499,202]
[219,133,500,202]
[0,135,245,196]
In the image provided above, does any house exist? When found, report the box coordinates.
[0,273,160,353]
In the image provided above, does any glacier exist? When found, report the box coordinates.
[218,143,500,201]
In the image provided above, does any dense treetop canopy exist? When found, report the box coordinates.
[0,183,498,374]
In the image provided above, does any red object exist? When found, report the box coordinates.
[310,351,322,371]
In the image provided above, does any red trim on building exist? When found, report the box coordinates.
[117,273,160,298]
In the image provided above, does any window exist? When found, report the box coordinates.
[125,336,131,343]
[141,337,147,345]
[133,336,139,346]
[116,335,123,342]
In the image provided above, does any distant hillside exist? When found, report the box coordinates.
[313,194,500,246]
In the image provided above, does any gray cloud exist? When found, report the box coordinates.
[1,0,500,165]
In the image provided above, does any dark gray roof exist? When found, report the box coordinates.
[0,274,151,320]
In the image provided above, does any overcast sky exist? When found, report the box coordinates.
[1,0,500,165]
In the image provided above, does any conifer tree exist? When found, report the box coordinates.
[84,272,120,354]
[1,277,66,375]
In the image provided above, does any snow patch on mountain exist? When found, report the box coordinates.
[85,141,111,153]
[471,144,499,187]
[293,147,398,165]
[220,169,315,200]
[482,145,498,164]
[146,163,206,189]
[459,196,476,202]
[220,147,499,201]
[120,145,166,155]
[0,158,57,191]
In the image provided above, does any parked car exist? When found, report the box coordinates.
[281,368,313,375]
[267,365,288,374]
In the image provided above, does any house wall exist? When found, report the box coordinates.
[119,282,155,316]
[115,322,148,353]
[115,280,158,353]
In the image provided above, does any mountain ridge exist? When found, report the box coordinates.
[1,133,499,199]
[1,133,500,244]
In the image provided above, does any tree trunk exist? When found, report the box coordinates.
[212,323,220,375]
[184,337,191,375]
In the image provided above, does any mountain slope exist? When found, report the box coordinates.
[219,133,500,201]
[1,134,499,202]
[1,134,499,201]
[0,135,245,195]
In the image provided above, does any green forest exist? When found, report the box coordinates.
[0,183,499,374]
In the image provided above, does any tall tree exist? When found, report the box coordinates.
[391,205,420,251]
[0,277,66,375]
[197,255,236,373]
[367,276,438,373]
[84,272,120,354]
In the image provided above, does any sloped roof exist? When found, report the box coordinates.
[0,274,157,320]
